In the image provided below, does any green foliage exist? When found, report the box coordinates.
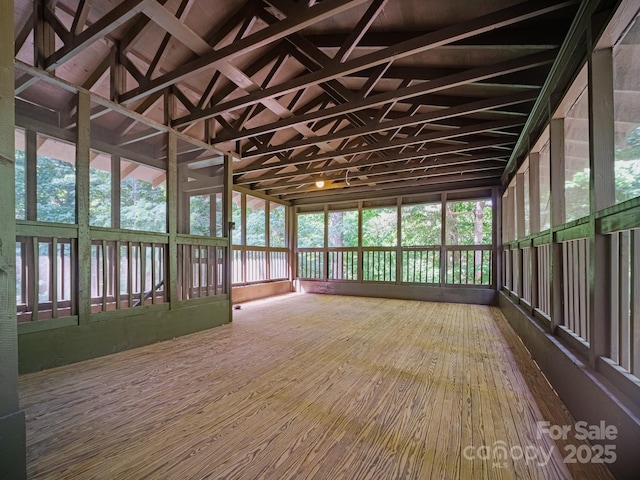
[615,160,640,203]
[270,204,286,248]
[189,195,211,236]
[616,127,640,161]
[615,127,640,203]
[362,207,397,247]
[297,212,324,248]
[15,150,25,219]
[231,197,242,244]
[401,203,441,246]
[120,178,166,232]
[446,200,492,245]
[565,168,590,221]
[36,156,76,224]
[245,196,266,246]
[90,168,111,228]
[328,210,358,247]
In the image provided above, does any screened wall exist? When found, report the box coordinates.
[501,2,640,434]
[295,193,496,293]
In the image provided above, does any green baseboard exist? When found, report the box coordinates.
[0,409,26,480]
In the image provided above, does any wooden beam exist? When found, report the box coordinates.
[25,130,37,221]
[239,118,523,172]
[142,0,210,55]
[306,26,568,50]
[45,0,153,70]
[240,91,536,160]
[195,49,556,138]
[241,140,513,181]
[119,0,370,103]
[262,162,507,194]
[70,0,93,36]
[251,155,508,189]
[279,172,501,201]
[146,0,196,79]
[0,0,25,472]
[516,172,525,238]
[34,0,56,69]
[529,152,541,234]
[0,0,18,410]
[170,0,575,125]
[335,0,388,63]
[550,118,565,333]
[81,53,110,90]
[15,10,34,56]
[588,48,615,212]
[111,155,121,229]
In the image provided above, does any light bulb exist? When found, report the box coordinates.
[315,180,325,188]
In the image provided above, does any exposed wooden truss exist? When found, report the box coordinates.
[13,0,583,203]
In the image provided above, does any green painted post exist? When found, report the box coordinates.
[0,0,27,475]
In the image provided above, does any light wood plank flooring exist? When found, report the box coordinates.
[19,294,614,479]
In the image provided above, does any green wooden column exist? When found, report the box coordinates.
[0,0,27,476]
[167,132,178,306]
[76,90,91,324]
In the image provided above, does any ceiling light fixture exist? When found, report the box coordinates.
[315,180,325,188]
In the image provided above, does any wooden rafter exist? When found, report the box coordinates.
[239,90,537,160]
[45,0,154,70]
[12,0,588,203]
[169,0,575,127]
[179,48,556,134]
[119,0,371,103]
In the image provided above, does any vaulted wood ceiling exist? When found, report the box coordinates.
[13,0,582,203]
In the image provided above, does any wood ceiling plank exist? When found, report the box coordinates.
[184,49,556,136]
[146,0,196,78]
[170,0,575,126]
[142,0,210,55]
[119,0,371,103]
[266,163,506,196]
[275,171,502,200]
[240,139,514,179]
[45,0,154,70]
[240,90,537,159]
[236,118,522,177]
[71,0,93,36]
[255,159,507,191]
[335,0,388,63]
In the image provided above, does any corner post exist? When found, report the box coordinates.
[0,0,27,475]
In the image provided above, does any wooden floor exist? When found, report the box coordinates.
[19,294,614,480]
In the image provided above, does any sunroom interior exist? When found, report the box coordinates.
[2,0,640,478]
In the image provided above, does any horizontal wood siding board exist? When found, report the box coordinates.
[18,301,230,373]
[232,281,293,304]
[17,316,79,334]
